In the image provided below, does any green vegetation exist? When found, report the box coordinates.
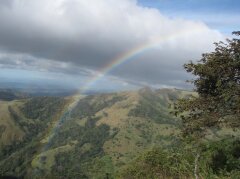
[174,31,240,138]
[0,97,67,178]
[120,31,240,179]
[44,115,114,178]
[0,90,182,178]
[128,87,179,125]
[0,73,239,179]
[172,31,240,178]
[0,97,66,159]
[0,140,39,177]
[119,137,240,179]
[21,97,65,121]
[71,94,126,118]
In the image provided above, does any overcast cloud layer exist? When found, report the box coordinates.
[0,0,224,89]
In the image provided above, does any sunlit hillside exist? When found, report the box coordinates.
[0,88,239,178]
[0,88,190,178]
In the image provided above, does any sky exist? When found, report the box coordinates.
[138,0,240,34]
[0,0,239,92]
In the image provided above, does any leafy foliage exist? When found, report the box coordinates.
[206,138,240,174]
[49,117,114,178]
[173,31,240,138]
[0,140,39,178]
[21,97,65,120]
[119,147,193,179]
[0,97,67,178]
[119,138,240,179]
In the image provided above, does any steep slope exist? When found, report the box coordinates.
[0,88,194,178]
[0,96,68,177]
[30,88,193,178]
[0,100,25,147]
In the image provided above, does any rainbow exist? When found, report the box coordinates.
[40,28,201,152]
[79,28,199,93]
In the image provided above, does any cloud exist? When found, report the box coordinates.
[0,52,92,76]
[0,0,224,88]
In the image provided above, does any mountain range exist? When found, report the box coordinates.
[0,88,239,178]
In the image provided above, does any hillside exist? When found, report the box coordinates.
[0,88,238,178]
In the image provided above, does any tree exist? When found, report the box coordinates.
[173,31,240,178]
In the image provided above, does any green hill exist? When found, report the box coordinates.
[0,88,238,178]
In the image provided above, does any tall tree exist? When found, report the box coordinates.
[173,31,240,178]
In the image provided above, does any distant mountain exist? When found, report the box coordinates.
[0,89,28,101]
[0,81,78,97]
[0,88,237,178]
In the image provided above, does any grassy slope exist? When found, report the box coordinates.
[2,88,237,178]
[33,88,192,178]
[95,89,182,168]
[0,88,193,178]
[0,96,68,177]
[0,100,25,146]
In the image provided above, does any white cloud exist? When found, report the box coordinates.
[0,0,224,88]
